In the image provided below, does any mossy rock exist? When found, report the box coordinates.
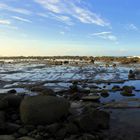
[120,91,135,96]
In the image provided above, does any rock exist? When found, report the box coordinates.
[69,81,78,93]
[18,128,28,135]
[121,86,135,96]
[24,125,35,132]
[6,123,21,134]
[0,111,5,132]
[100,90,109,98]
[47,123,61,134]
[79,133,96,140]
[112,85,121,91]
[30,86,54,96]
[7,89,17,94]
[76,110,110,132]
[120,91,135,96]
[65,123,79,134]
[0,100,8,110]
[37,125,45,132]
[20,96,70,125]
[69,93,83,100]
[55,127,67,139]
[82,94,100,102]
[17,136,35,140]
[0,135,15,140]
[128,70,135,79]
[3,95,23,108]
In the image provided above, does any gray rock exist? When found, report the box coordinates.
[76,110,110,132]
[65,123,79,134]
[0,135,15,140]
[0,111,5,131]
[82,94,100,101]
[3,95,23,108]
[47,123,61,134]
[18,128,28,135]
[20,96,70,125]
[0,100,8,110]
[17,136,35,140]
[6,123,21,134]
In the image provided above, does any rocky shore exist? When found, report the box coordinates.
[0,88,110,140]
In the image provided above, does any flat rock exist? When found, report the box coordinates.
[82,94,100,101]
[0,135,15,140]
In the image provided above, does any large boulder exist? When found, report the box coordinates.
[20,96,70,125]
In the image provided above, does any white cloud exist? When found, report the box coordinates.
[12,16,32,23]
[91,31,118,42]
[0,19,11,25]
[0,2,31,15]
[60,31,65,35]
[34,0,110,26]
[125,24,138,31]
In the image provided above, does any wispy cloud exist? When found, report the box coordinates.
[0,19,11,25]
[34,0,110,26]
[12,16,32,23]
[91,31,118,42]
[0,2,31,15]
[125,24,138,31]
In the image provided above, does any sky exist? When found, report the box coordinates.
[0,0,140,56]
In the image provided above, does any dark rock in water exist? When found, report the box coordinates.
[75,110,110,132]
[7,89,17,94]
[121,86,135,96]
[20,96,70,125]
[112,85,121,91]
[3,95,23,108]
[128,70,135,79]
[123,85,135,90]
[0,135,15,140]
[120,91,135,96]
[100,90,109,98]
[69,81,78,93]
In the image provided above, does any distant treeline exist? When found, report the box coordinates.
[0,56,140,64]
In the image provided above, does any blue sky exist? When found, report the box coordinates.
[0,0,140,56]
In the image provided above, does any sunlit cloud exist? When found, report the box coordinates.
[34,0,110,26]
[91,31,118,42]
[0,19,11,25]
[0,2,32,15]
[12,16,32,23]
